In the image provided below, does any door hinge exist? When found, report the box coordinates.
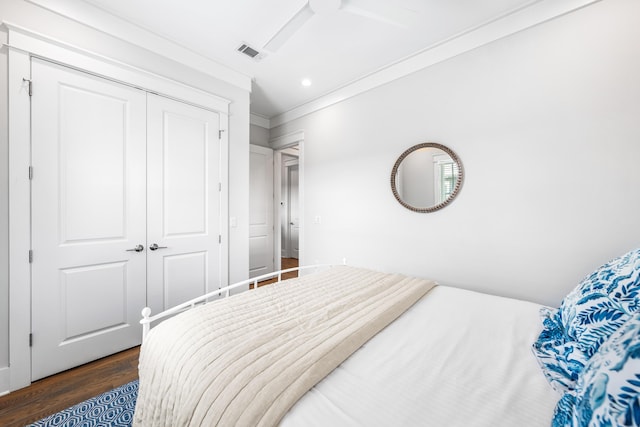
[28,166,33,180]
[218,235,221,244]
[29,333,33,347]
[218,129,225,139]
[28,250,33,263]
[218,182,222,192]
[23,78,32,96]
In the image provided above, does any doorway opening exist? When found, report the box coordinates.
[280,147,299,261]
[274,142,301,273]
[249,141,300,288]
[249,136,303,281]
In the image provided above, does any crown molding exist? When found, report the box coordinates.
[270,130,305,150]
[269,0,600,128]
[25,0,252,93]
[2,22,231,113]
[250,113,271,129]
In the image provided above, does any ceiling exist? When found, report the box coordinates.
[49,0,540,120]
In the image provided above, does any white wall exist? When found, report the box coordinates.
[250,124,271,148]
[0,0,250,382]
[271,0,640,307]
[0,29,9,384]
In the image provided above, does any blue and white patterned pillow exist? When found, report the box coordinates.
[552,392,578,427]
[533,307,588,392]
[533,248,640,393]
[552,312,640,427]
[560,248,640,358]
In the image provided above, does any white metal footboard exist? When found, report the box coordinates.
[140,264,333,342]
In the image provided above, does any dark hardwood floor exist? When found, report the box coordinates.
[0,346,140,427]
[0,258,299,426]
[256,257,299,287]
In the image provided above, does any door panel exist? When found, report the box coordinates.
[61,262,128,338]
[163,252,208,309]
[146,94,221,312]
[31,58,147,380]
[59,85,128,242]
[163,112,208,236]
[249,145,274,278]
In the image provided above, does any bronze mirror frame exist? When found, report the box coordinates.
[390,142,464,213]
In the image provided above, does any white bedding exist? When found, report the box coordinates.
[134,266,435,426]
[281,285,560,427]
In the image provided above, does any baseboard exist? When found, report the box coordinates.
[0,366,9,396]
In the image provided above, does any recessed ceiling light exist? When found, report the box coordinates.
[301,78,312,87]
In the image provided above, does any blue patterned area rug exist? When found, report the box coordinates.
[29,380,138,427]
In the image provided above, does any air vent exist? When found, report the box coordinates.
[237,43,263,61]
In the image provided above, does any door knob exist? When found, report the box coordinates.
[126,244,144,252]
[149,243,168,251]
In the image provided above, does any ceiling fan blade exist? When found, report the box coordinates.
[341,0,418,28]
[264,2,314,52]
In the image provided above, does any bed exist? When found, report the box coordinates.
[134,248,640,427]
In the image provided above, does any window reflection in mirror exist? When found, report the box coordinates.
[433,153,459,204]
[391,143,463,213]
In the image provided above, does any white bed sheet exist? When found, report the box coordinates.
[281,285,560,427]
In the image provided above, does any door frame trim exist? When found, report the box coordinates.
[271,130,305,272]
[3,23,231,113]
[6,25,230,392]
[8,46,32,393]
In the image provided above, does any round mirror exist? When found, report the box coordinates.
[391,143,463,213]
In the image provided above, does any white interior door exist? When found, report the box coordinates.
[288,164,300,259]
[249,145,274,278]
[146,94,222,312]
[31,59,147,380]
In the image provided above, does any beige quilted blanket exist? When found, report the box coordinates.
[133,266,435,427]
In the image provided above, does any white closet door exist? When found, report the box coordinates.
[249,145,274,278]
[31,59,147,380]
[146,94,222,312]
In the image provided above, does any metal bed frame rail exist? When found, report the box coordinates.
[140,263,333,341]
